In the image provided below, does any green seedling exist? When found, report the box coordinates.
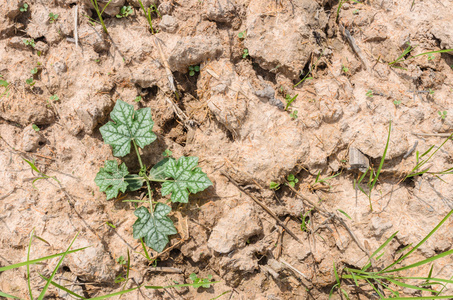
[48,12,59,23]
[23,39,36,48]
[289,110,298,119]
[355,121,391,211]
[89,0,113,34]
[238,30,246,39]
[95,100,212,252]
[300,208,313,232]
[438,110,447,119]
[427,53,434,60]
[341,65,349,73]
[163,149,173,157]
[116,5,133,18]
[366,89,373,98]
[31,67,38,75]
[336,209,453,299]
[352,9,359,14]
[49,94,59,102]
[269,181,280,190]
[32,124,39,132]
[20,3,28,12]
[329,261,349,299]
[188,65,200,76]
[0,77,9,99]
[393,99,401,107]
[116,256,127,265]
[134,95,142,102]
[284,94,298,111]
[389,47,453,69]
[137,1,161,34]
[189,273,214,289]
[242,48,249,59]
[429,88,435,95]
[294,50,324,87]
[311,171,341,191]
[405,132,453,179]
[285,173,298,188]
[26,77,35,86]
[106,221,116,228]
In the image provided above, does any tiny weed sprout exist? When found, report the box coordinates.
[163,149,173,157]
[438,110,447,119]
[116,5,133,18]
[427,53,434,60]
[284,94,298,111]
[290,110,298,119]
[26,77,35,86]
[31,67,38,75]
[0,77,9,99]
[188,65,200,76]
[429,88,435,95]
[48,12,59,23]
[300,208,313,232]
[137,1,161,34]
[393,99,401,107]
[189,273,214,289]
[341,65,349,73]
[116,256,127,265]
[106,221,116,228]
[20,3,28,12]
[242,48,249,59]
[134,95,142,102]
[89,0,111,34]
[95,100,212,252]
[238,30,246,39]
[286,174,298,188]
[32,124,39,132]
[23,39,36,48]
[49,94,59,102]
[269,181,280,190]
[366,89,373,98]
[352,9,359,14]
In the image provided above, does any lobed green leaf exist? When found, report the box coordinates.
[100,100,156,157]
[161,157,212,203]
[95,160,129,200]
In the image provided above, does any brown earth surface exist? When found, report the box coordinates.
[1,0,453,299]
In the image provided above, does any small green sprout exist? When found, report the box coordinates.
[23,39,36,48]
[32,124,40,132]
[106,221,116,228]
[290,110,298,119]
[269,181,280,190]
[163,149,173,157]
[284,94,298,111]
[116,6,133,18]
[242,48,249,59]
[366,90,373,98]
[49,94,59,102]
[49,12,59,23]
[26,78,35,86]
[300,208,313,232]
[189,273,213,289]
[393,100,401,107]
[352,9,359,14]
[238,31,246,39]
[116,256,127,265]
[438,110,447,120]
[134,95,142,102]
[427,53,434,61]
[31,67,38,75]
[188,65,200,76]
[429,88,435,95]
[286,174,299,188]
[341,65,349,73]
[20,3,28,12]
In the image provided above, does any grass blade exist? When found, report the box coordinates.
[370,121,391,192]
[383,209,453,272]
[38,273,85,299]
[27,230,35,300]
[384,249,453,274]
[0,247,89,272]
[337,209,352,220]
[38,232,80,300]
[0,291,20,299]
[146,281,221,289]
[88,286,142,299]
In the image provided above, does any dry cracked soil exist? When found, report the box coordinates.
[1,0,453,299]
